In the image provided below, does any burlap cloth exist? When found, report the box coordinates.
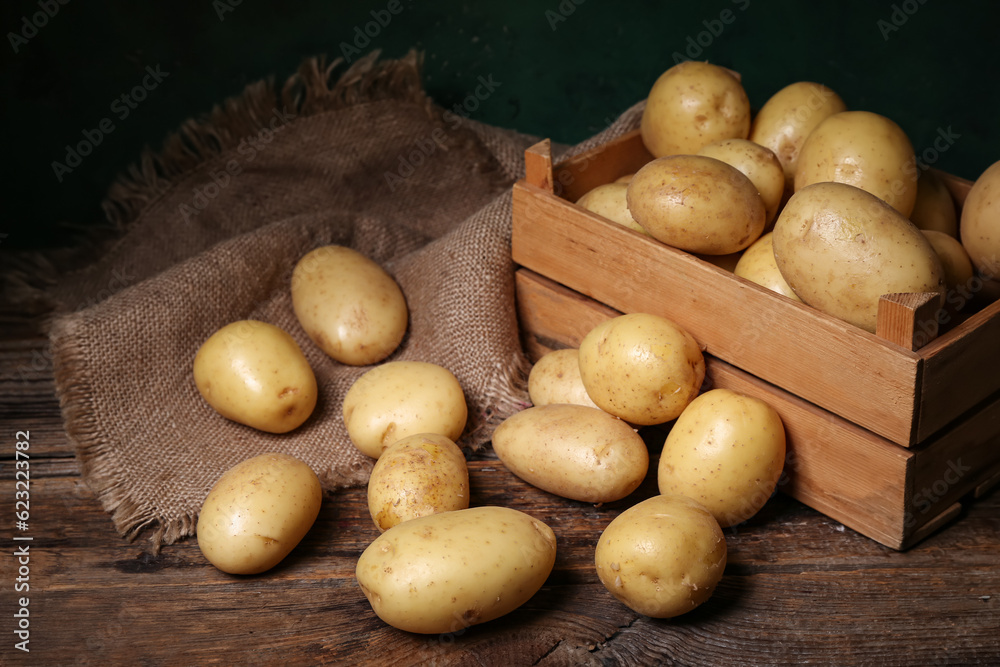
[6,50,643,549]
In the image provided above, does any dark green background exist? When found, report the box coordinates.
[2,0,997,249]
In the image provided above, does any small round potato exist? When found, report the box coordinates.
[615,173,636,184]
[627,155,766,255]
[595,494,726,618]
[773,182,945,332]
[193,320,317,433]
[356,506,556,634]
[640,61,751,157]
[367,433,469,532]
[291,245,408,365]
[794,111,918,217]
[579,313,705,426]
[923,230,974,291]
[528,348,600,409]
[748,81,847,190]
[493,404,648,503]
[960,160,1000,280]
[733,233,801,301]
[343,361,467,459]
[197,453,322,575]
[576,183,647,234]
[697,139,785,226]
[910,169,958,237]
[657,389,786,527]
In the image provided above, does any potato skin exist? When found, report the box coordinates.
[923,230,974,291]
[493,404,648,503]
[773,182,944,332]
[197,453,322,575]
[527,348,600,409]
[960,160,1000,280]
[794,111,918,217]
[576,183,647,235]
[356,507,556,634]
[578,313,705,425]
[733,233,801,301]
[640,61,750,157]
[697,138,785,226]
[595,494,726,618]
[291,245,407,365]
[748,81,847,190]
[367,433,469,532]
[657,389,786,527]
[911,169,958,237]
[627,155,766,255]
[343,361,467,459]
[193,320,317,433]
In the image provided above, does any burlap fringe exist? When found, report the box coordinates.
[2,49,429,312]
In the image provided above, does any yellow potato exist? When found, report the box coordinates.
[773,182,944,332]
[923,230,974,291]
[640,61,751,157]
[356,506,556,634]
[614,173,636,184]
[748,81,847,190]
[960,160,1000,280]
[594,494,726,618]
[697,138,785,226]
[733,233,801,301]
[576,183,648,234]
[794,111,918,217]
[578,313,705,425]
[910,169,958,237]
[627,155,766,255]
[492,404,648,503]
[657,389,786,527]
[343,361,467,459]
[367,433,469,533]
[197,453,322,575]
[291,245,408,365]
[528,348,600,409]
[193,320,317,433]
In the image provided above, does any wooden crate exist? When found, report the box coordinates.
[510,131,1000,549]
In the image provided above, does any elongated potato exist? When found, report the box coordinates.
[697,139,785,226]
[356,507,556,634]
[773,182,944,331]
[923,230,974,291]
[493,404,648,503]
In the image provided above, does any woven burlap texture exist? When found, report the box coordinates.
[40,50,644,548]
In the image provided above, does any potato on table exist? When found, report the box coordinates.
[527,347,600,409]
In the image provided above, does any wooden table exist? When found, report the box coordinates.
[2,303,998,666]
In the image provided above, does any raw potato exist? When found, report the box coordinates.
[695,251,743,273]
[291,245,408,365]
[911,169,958,237]
[773,182,945,332]
[627,155,766,255]
[528,348,600,409]
[657,389,786,527]
[697,138,785,226]
[615,173,636,184]
[197,453,322,575]
[367,433,469,532]
[640,61,751,157]
[356,506,556,634]
[748,81,847,190]
[492,404,648,503]
[343,361,467,459]
[193,320,317,434]
[579,313,705,425]
[576,183,648,234]
[594,494,726,618]
[734,233,801,301]
[794,111,918,217]
[923,230,974,291]
[960,160,1000,280]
